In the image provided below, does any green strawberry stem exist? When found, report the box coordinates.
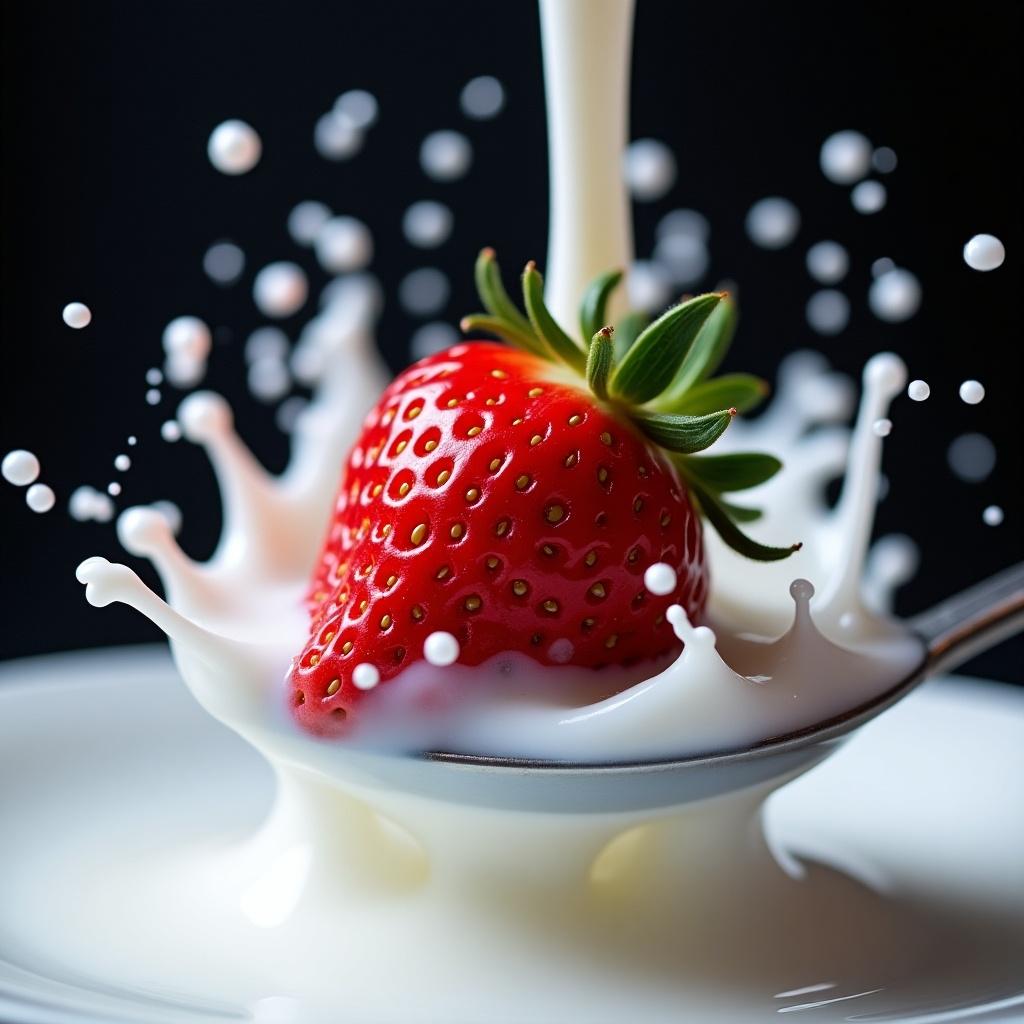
[460,249,800,561]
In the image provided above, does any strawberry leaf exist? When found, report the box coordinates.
[633,407,735,454]
[689,480,801,562]
[663,373,769,416]
[675,452,782,492]
[720,499,763,523]
[522,262,587,373]
[475,249,533,337]
[586,327,615,400]
[609,293,722,405]
[658,295,738,406]
[460,314,546,357]
[579,269,624,342]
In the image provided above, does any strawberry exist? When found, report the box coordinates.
[288,252,798,735]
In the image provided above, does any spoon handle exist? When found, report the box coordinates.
[910,561,1024,675]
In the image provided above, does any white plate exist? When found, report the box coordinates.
[0,646,1022,1023]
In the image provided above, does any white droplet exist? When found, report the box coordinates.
[207,120,261,175]
[411,321,459,360]
[806,241,849,284]
[963,234,1005,272]
[162,316,212,362]
[333,89,378,129]
[287,201,332,247]
[2,449,40,486]
[245,327,289,364]
[789,578,815,603]
[745,197,801,250]
[423,631,460,667]
[948,433,996,483]
[624,139,677,202]
[275,396,308,434]
[872,147,898,174]
[958,380,985,405]
[868,268,922,323]
[315,216,373,273]
[150,500,183,535]
[313,112,363,161]
[627,261,671,313]
[146,389,162,406]
[656,208,710,242]
[253,262,308,319]
[352,663,380,691]
[851,180,887,214]
[248,358,291,403]
[114,454,131,472]
[547,638,574,664]
[399,268,450,316]
[819,130,873,184]
[203,241,245,285]
[160,420,182,443]
[402,201,453,249]
[460,76,505,120]
[653,233,709,287]
[145,368,163,386]
[69,486,99,522]
[643,562,678,596]
[127,436,137,446]
[872,418,892,437]
[62,302,92,329]
[982,505,1004,527]
[806,289,850,335]
[871,257,895,278]
[107,482,122,497]
[25,483,55,513]
[420,130,472,182]
[907,379,930,402]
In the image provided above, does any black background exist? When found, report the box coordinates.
[1,2,1020,681]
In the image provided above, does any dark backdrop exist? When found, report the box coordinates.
[1,1,1021,681]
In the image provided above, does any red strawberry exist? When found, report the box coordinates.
[288,253,798,735]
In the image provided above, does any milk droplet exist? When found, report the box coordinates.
[150,499,183,535]
[127,436,137,446]
[315,216,373,273]
[869,268,922,322]
[872,146,898,173]
[806,241,849,284]
[2,449,40,486]
[62,302,92,329]
[411,322,459,360]
[402,201,453,249]
[160,420,182,443]
[627,261,671,313]
[25,483,55,513]
[460,76,505,120]
[248,358,291,403]
[207,120,261,175]
[203,242,245,285]
[313,113,363,161]
[624,139,677,201]
[820,130,872,184]
[547,638,574,664]
[423,631,460,667]
[656,208,710,242]
[287,202,331,247]
[107,482,122,497]
[959,380,985,405]
[907,379,930,402]
[963,234,1005,272]
[806,289,850,335]
[245,327,289,364]
[851,180,887,214]
[948,433,996,483]
[145,368,163,386]
[745,197,800,250]
[653,233,709,287]
[275,396,308,434]
[399,268,450,316]
[146,389,162,406]
[982,505,1004,526]
[114,454,131,472]
[253,262,308,319]
[352,663,380,691]
[162,317,212,362]
[871,257,895,278]
[333,89,378,130]
[643,562,678,596]
[420,131,472,182]
[872,418,892,437]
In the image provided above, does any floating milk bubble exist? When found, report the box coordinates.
[959,380,985,405]
[873,147,898,173]
[411,321,459,360]
[656,208,710,242]
[643,562,678,596]
[869,268,922,322]
[145,368,163,386]
[162,317,212,362]
[423,631,460,667]
[806,289,850,335]
[25,483,55,513]
[107,482,122,497]
[403,201,453,248]
[851,180,887,214]
[160,420,182,443]
[69,486,114,523]
[745,197,800,249]
[62,302,91,329]
[653,233,709,287]
[871,257,895,278]
[127,436,137,447]
[313,113,363,161]
[982,505,1004,526]
[203,241,245,285]
[627,260,671,313]
[114,454,131,472]
[275,396,308,434]
[963,234,1006,272]
[146,389,162,406]
[420,131,472,182]
[948,433,996,482]
[207,120,261,175]
[245,327,289,364]
[806,241,849,284]
[253,262,308,319]
[399,268,450,316]
[624,139,677,201]
[163,352,207,388]
[872,418,892,437]
[2,449,40,486]
[150,500,183,535]
[287,202,331,247]
[248,358,292,403]
[315,216,373,273]
[907,379,930,402]
[820,130,872,184]
[334,89,378,130]
[460,76,505,120]
[352,663,380,691]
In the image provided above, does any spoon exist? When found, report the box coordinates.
[344,564,1024,814]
